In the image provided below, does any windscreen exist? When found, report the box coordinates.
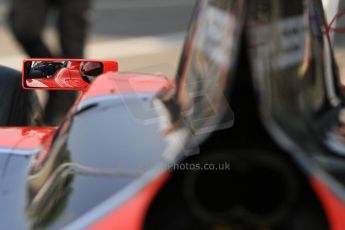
[175,0,245,136]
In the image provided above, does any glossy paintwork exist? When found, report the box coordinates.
[0,155,32,229]
[311,177,345,230]
[81,72,174,100]
[247,0,345,227]
[0,58,177,228]
[89,172,169,230]
[0,75,178,229]
[0,127,55,150]
[88,0,245,228]
[61,1,345,229]
[24,94,176,229]
[1,0,345,229]
[69,0,345,228]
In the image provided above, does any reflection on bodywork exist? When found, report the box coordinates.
[323,0,345,85]
[175,0,240,136]
[25,95,169,229]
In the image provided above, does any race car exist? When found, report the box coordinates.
[0,0,345,229]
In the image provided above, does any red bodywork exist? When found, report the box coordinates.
[311,178,345,230]
[6,55,345,229]
[20,69,172,228]
[0,127,56,150]
[0,69,174,228]
[89,172,170,230]
[81,71,173,100]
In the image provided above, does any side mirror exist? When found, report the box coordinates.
[22,59,118,90]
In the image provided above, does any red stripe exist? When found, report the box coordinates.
[310,177,345,230]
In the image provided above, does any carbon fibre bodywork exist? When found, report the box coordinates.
[0,72,177,229]
[1,0,345,229]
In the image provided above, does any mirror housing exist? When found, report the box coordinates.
[22,59,118,90]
